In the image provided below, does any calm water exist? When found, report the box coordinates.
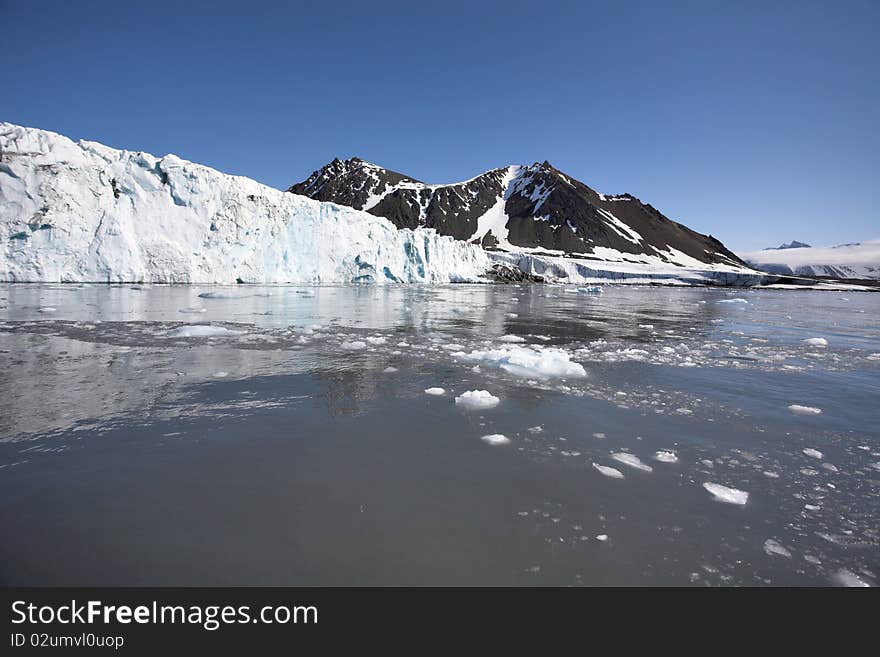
[0,283,877,586]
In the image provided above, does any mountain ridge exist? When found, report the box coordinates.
[288,157,746,269]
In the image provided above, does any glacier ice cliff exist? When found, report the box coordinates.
[0,123,489,284]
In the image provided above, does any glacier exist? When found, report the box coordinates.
[0,123,489,284]
[740,241,880,281]
[1,122,764,285]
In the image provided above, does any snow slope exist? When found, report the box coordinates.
[0,123,489,283]
[741,241,880,280]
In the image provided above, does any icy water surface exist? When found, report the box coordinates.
[0,283,878,586]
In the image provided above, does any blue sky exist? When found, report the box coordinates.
[4,0,877,252]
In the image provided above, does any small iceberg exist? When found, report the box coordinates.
[611,452,653,472]
[788,404,822,415]
[592,463,624,479]
[703,482,749,505]
[455,390,500,410]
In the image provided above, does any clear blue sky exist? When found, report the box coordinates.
[4,0,878,252]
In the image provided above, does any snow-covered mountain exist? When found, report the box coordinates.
[767,240,812,250]
[288,158,747,269]
[0,124,489,283]
[1,123,761,285]
[740,241,880,280]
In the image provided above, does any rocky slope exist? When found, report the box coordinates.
[289,158,746,269]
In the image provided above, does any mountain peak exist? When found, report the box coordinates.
[286,158,745,268]
[766,240,812,250]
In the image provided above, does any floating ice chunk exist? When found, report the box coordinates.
[480,434,511,446]
[383,366,398,373]
[638,324,654,330]
[365,336,387,345]
[198,291,240,299]
[499,334,526,343]
[527,426,543,434]
[593,463,624,479]
[178,307,207,314]
[717,298,749,304]
[763,471,780,478]
[703,482,749,505]
[577,286,602,294]
[455,345,586,379]
[596,534,608,542]
[803,448,823,459]
[38,307,57,313]
[166,325,241,338]
[340,340,367,351]
[763,539,792,558]
[505,313,519,318]
[455,390,500,410]
[803,337,828,347]
[212,371,228,378]
[654,450,679,463]
[832,569,872,587]
[788,404,822,415]
[424,387,446,396]
[612,453,653,472]
[592,432,606,439]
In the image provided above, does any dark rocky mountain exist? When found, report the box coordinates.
[288,158,746,267]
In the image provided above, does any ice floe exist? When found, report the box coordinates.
[803,337,828,347]
[340,340,367,351]
[424,387,446,396]
[480,434,511,446]
[788,404,822,415]
[763,539,792,558]
[454,390,500,410]
[166,325,241,338]
[703,482,749,505]
[832,569,872,587]
[611,452,653,472]
[592,463,624,479]
[654,450,679,463]
[452,345,586,379]
[803,448,824,459]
